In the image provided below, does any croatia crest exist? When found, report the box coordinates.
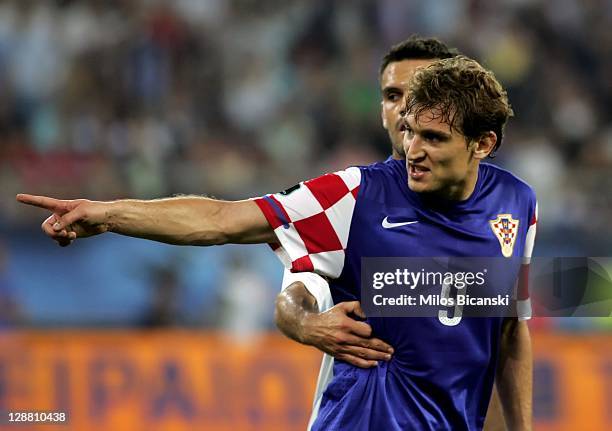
[489,214,519,258]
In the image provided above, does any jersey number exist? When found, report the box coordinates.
[437,281,466,326]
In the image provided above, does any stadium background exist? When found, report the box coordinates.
[0,0,610,430]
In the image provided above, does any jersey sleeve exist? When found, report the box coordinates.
[281,269,334,312]
[254,167,362,279]
[516,200,537,320]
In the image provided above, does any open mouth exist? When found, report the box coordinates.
[408,163,430,180]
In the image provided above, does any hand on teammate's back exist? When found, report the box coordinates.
[301,301,394,368]
[16,194,108,247]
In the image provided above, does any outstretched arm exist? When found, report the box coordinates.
[16,194,276,247]
[275,281,394,368]
[496,318,532,431]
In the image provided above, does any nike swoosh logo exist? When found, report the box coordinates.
[382,217,419,229]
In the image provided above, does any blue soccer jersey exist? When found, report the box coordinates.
[255,159,537,431]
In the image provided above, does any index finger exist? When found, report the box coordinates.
[16,194,66,212]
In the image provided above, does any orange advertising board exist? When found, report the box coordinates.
[0,330,610,431]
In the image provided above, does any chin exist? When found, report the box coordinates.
[408,179,442,197]
[407,179,427,193]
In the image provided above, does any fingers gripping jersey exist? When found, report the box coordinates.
[256,160,538,431]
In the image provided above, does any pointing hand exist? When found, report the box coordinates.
[16,194,110,247]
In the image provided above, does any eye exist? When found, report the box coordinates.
[384,91,402,102]
[423,132,441,142]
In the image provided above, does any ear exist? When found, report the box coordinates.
[381,101,388,130]
[472,132,497,160]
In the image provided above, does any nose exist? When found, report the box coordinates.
[402,128,412,154]
[405,134,425,162]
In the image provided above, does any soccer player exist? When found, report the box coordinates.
[275,37,508,431]
[18,56,534,430]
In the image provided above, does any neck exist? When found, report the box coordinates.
[452,163,480,201]
[429,163,480,202]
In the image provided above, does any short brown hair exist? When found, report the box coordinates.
[405,56,513,155]
[379,36,459,77]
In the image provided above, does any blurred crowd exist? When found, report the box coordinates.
[0,0,610,329]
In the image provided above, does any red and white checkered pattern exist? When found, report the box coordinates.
[254,167,361,278]
[492,220,518,245]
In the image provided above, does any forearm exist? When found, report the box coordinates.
[274,280,394,368]
[106,197,274,245]
[274,282,319,345]
[496,319,532,430]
